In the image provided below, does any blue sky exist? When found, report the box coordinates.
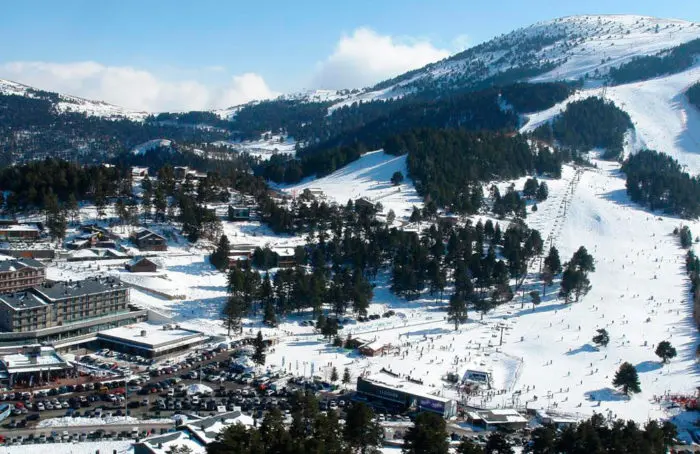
[0,0,696,111]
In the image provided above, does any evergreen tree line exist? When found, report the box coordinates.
[499,82,576,113]
[387,129,562,214]
[622,149,700,218]
[223,263,374,332]
[608,38,700,85]
[207,396,678,454]
[687,81,700,111]
[0,159,125,209]
[207,394,383,454]
[532,97,632,159]
[685,249,700,331]
[408,411,677,454]
[217,189,570,331]
[0,92,228,164]
[259,83,574,184]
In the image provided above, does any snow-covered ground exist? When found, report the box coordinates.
[213,134,296,159]
[521,64,700,173]
[280,150,423,220]
[331,15,700,112]
[0,78,148,121]
[0,441,133,454]
[261,155,698,426]
[131,139,173,155]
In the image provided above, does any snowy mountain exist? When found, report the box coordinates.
[330,15,700,109]
[0,78,148,121]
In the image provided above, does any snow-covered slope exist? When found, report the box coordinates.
[0,78,149,121]
[131,139,173,155]
[331,15,700,110]
[281,150,423,219]
[521,64,700,172]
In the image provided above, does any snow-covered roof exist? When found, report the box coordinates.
[1,347,72,373]
[363,372,454,404]
[98,322,209,353]
[467,409,528,424]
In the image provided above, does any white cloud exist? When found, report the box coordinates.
[312,27,450,90]
[0,61,278,112]
[451,34,471,52]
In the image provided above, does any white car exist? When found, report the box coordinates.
[36,402,45,411]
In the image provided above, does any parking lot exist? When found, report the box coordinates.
[0,342,355,446]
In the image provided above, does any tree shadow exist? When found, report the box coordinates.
[635,360,662,373]
[584,387,630,402]
[566,343,599,356]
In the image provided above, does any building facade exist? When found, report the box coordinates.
[0,277,129,333]
[0,258,46,294]
[132,229,168,251]
[0,225,40,242]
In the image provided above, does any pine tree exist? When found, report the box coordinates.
[523,177,539,199]
[342,367,351,385]
[330,366,339,382]
[344,402,382,454]
[222,295,245,336]
[252,330,266,366]
[592,328,609,348]
[67,194,79,224]
[391,171,405,186]
[448,292,468,330]
[210,234,231,271]
[536,181,549,201]
[529,290,541,311]
[613,362,641,395]
[655,341,677,364]
[456,438,485,454]
[485,432,514,454]
[402,412,449,454]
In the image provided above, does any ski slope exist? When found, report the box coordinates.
[264,156,697,428]
[281,150,423,219]
[521,65,700,173]
[330,15,700,111]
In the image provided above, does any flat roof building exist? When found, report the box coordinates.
[357,373,458,418]
[97,322,209,358]
[466,408,529,431]
[0,346,74,387]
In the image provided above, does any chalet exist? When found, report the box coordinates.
[131,166,149,177]
[173,166,190,180]
[228,205,252,222]
[132,229,168,251]
[0,224,41,242]
[301,188,326,200]
[438,214,460,225]
[273,247,296,268]
[359,339,392,357]
[227,255,250,269]
[228,244,257,267]
[354,197,376,211]
[125,257,158,273]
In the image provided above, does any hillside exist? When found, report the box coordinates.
[0,78,148,121]
[521,64,700,172]
[334,15,700,108]
[280,149,422,220]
